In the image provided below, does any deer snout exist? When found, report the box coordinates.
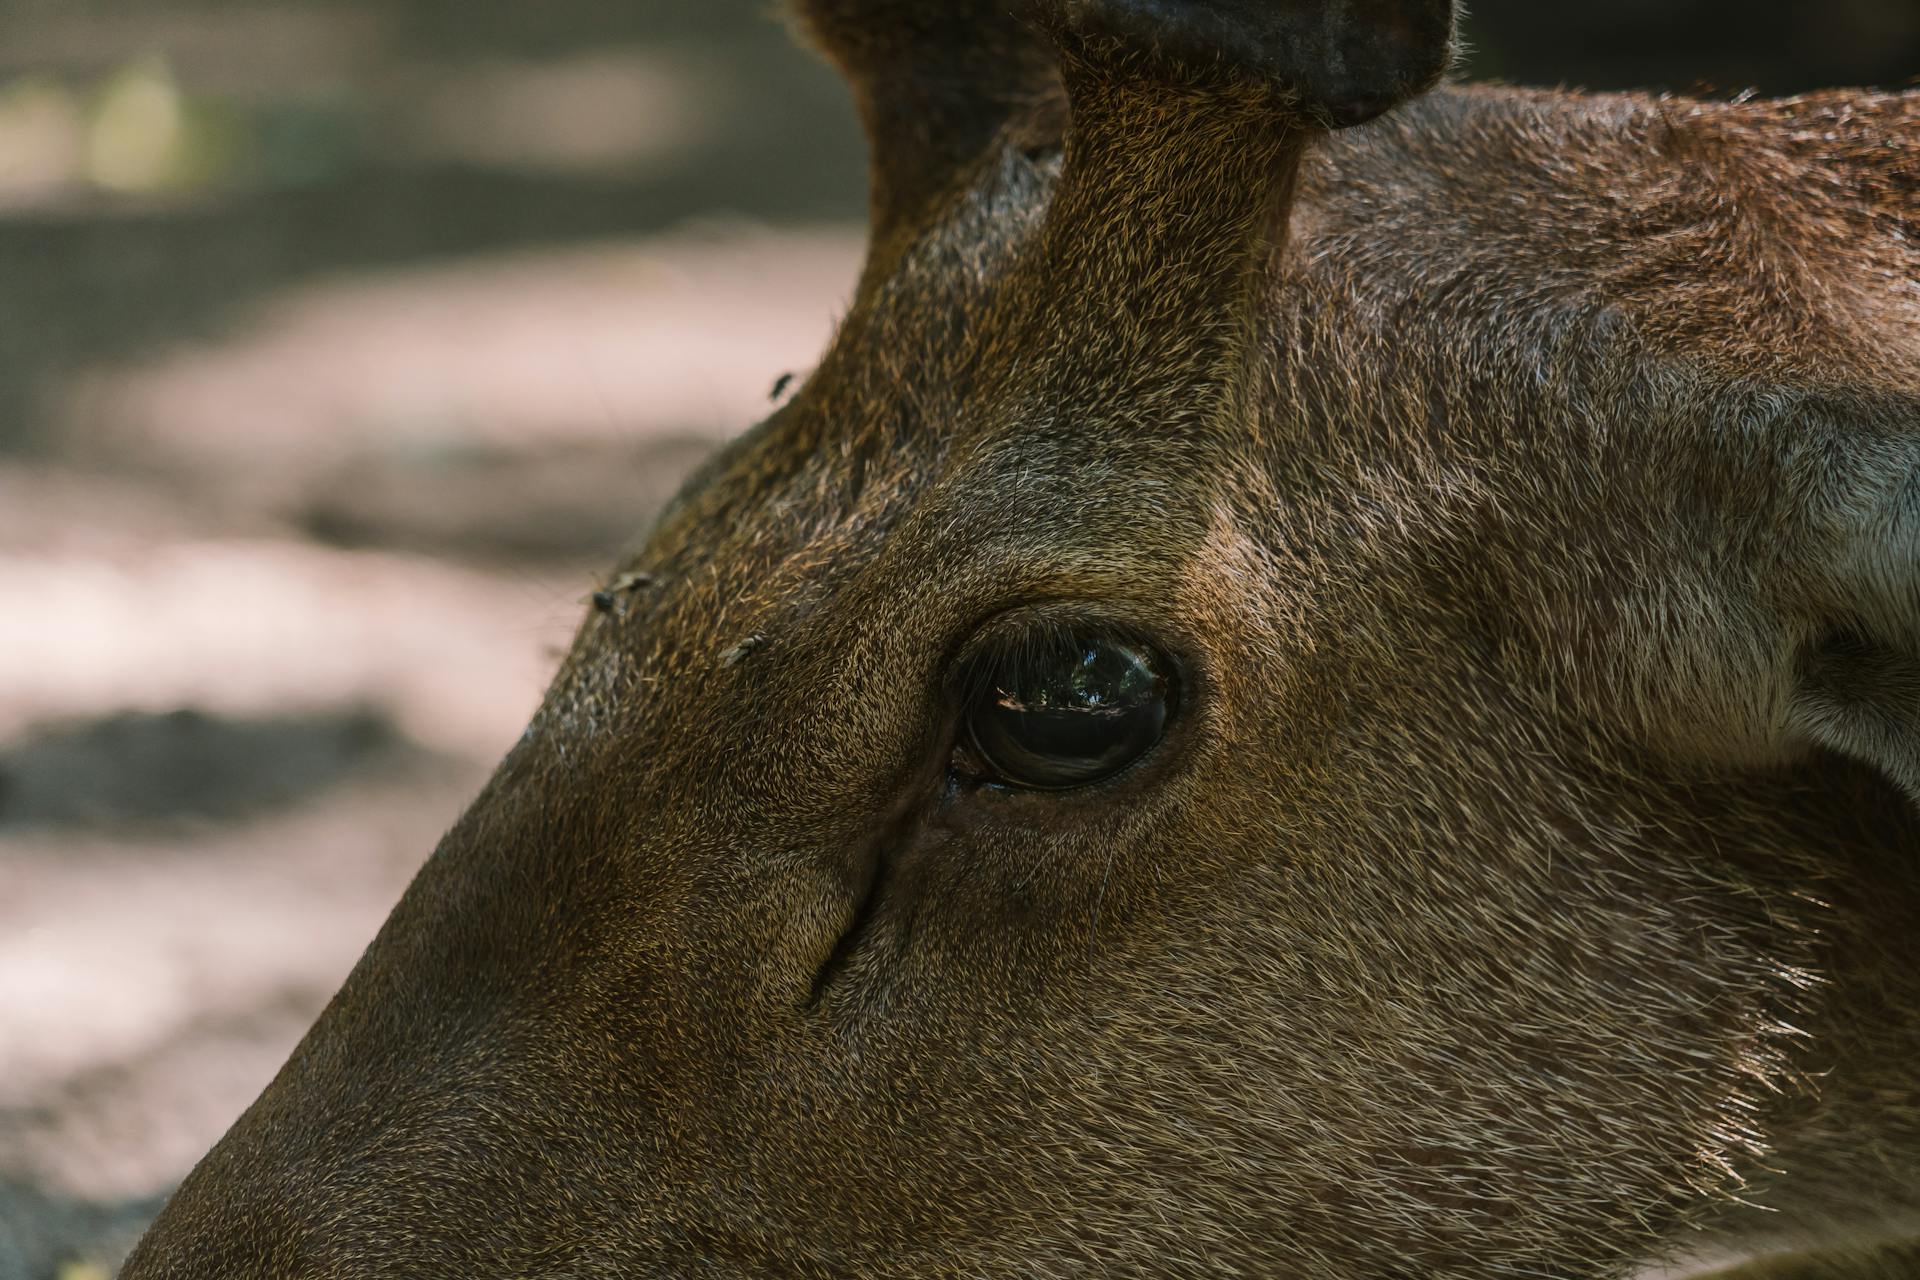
[117,769,828,1278]
[121,1036,672,1279]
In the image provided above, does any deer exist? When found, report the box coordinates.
[119,0,1920,1276]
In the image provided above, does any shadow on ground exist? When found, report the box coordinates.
[0,1182,165,1280]
[0,708,426,829]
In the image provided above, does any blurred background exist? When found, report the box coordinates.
[0,1,1912,1275]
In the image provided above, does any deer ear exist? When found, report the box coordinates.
[1787,455,1920,801]
[790,1,1060,246]
[794,0,1458,247]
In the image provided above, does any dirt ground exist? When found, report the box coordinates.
[0,2,1912,1276]
[0,215,869,1273]
[0,3,865,1272]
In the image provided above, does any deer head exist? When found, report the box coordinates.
[124,2,1920,1277]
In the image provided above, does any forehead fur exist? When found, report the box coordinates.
[640,83,1918,580]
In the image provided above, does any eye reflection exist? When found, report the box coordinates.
[963,633,1175,790]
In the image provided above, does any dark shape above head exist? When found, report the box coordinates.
[1047,0,1457,123]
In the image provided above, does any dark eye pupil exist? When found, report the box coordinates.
[965,636,1174,789]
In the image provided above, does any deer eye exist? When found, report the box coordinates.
[962,634,1176,790]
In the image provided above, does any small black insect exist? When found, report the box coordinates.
[586,571,657,617]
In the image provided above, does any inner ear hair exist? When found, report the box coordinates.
[1786,433,1920,805]
[1794,630,1920,804]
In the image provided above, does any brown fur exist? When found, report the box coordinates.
[122,2,1920,1276]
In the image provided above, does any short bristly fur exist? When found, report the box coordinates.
[123,2,1918,1277]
